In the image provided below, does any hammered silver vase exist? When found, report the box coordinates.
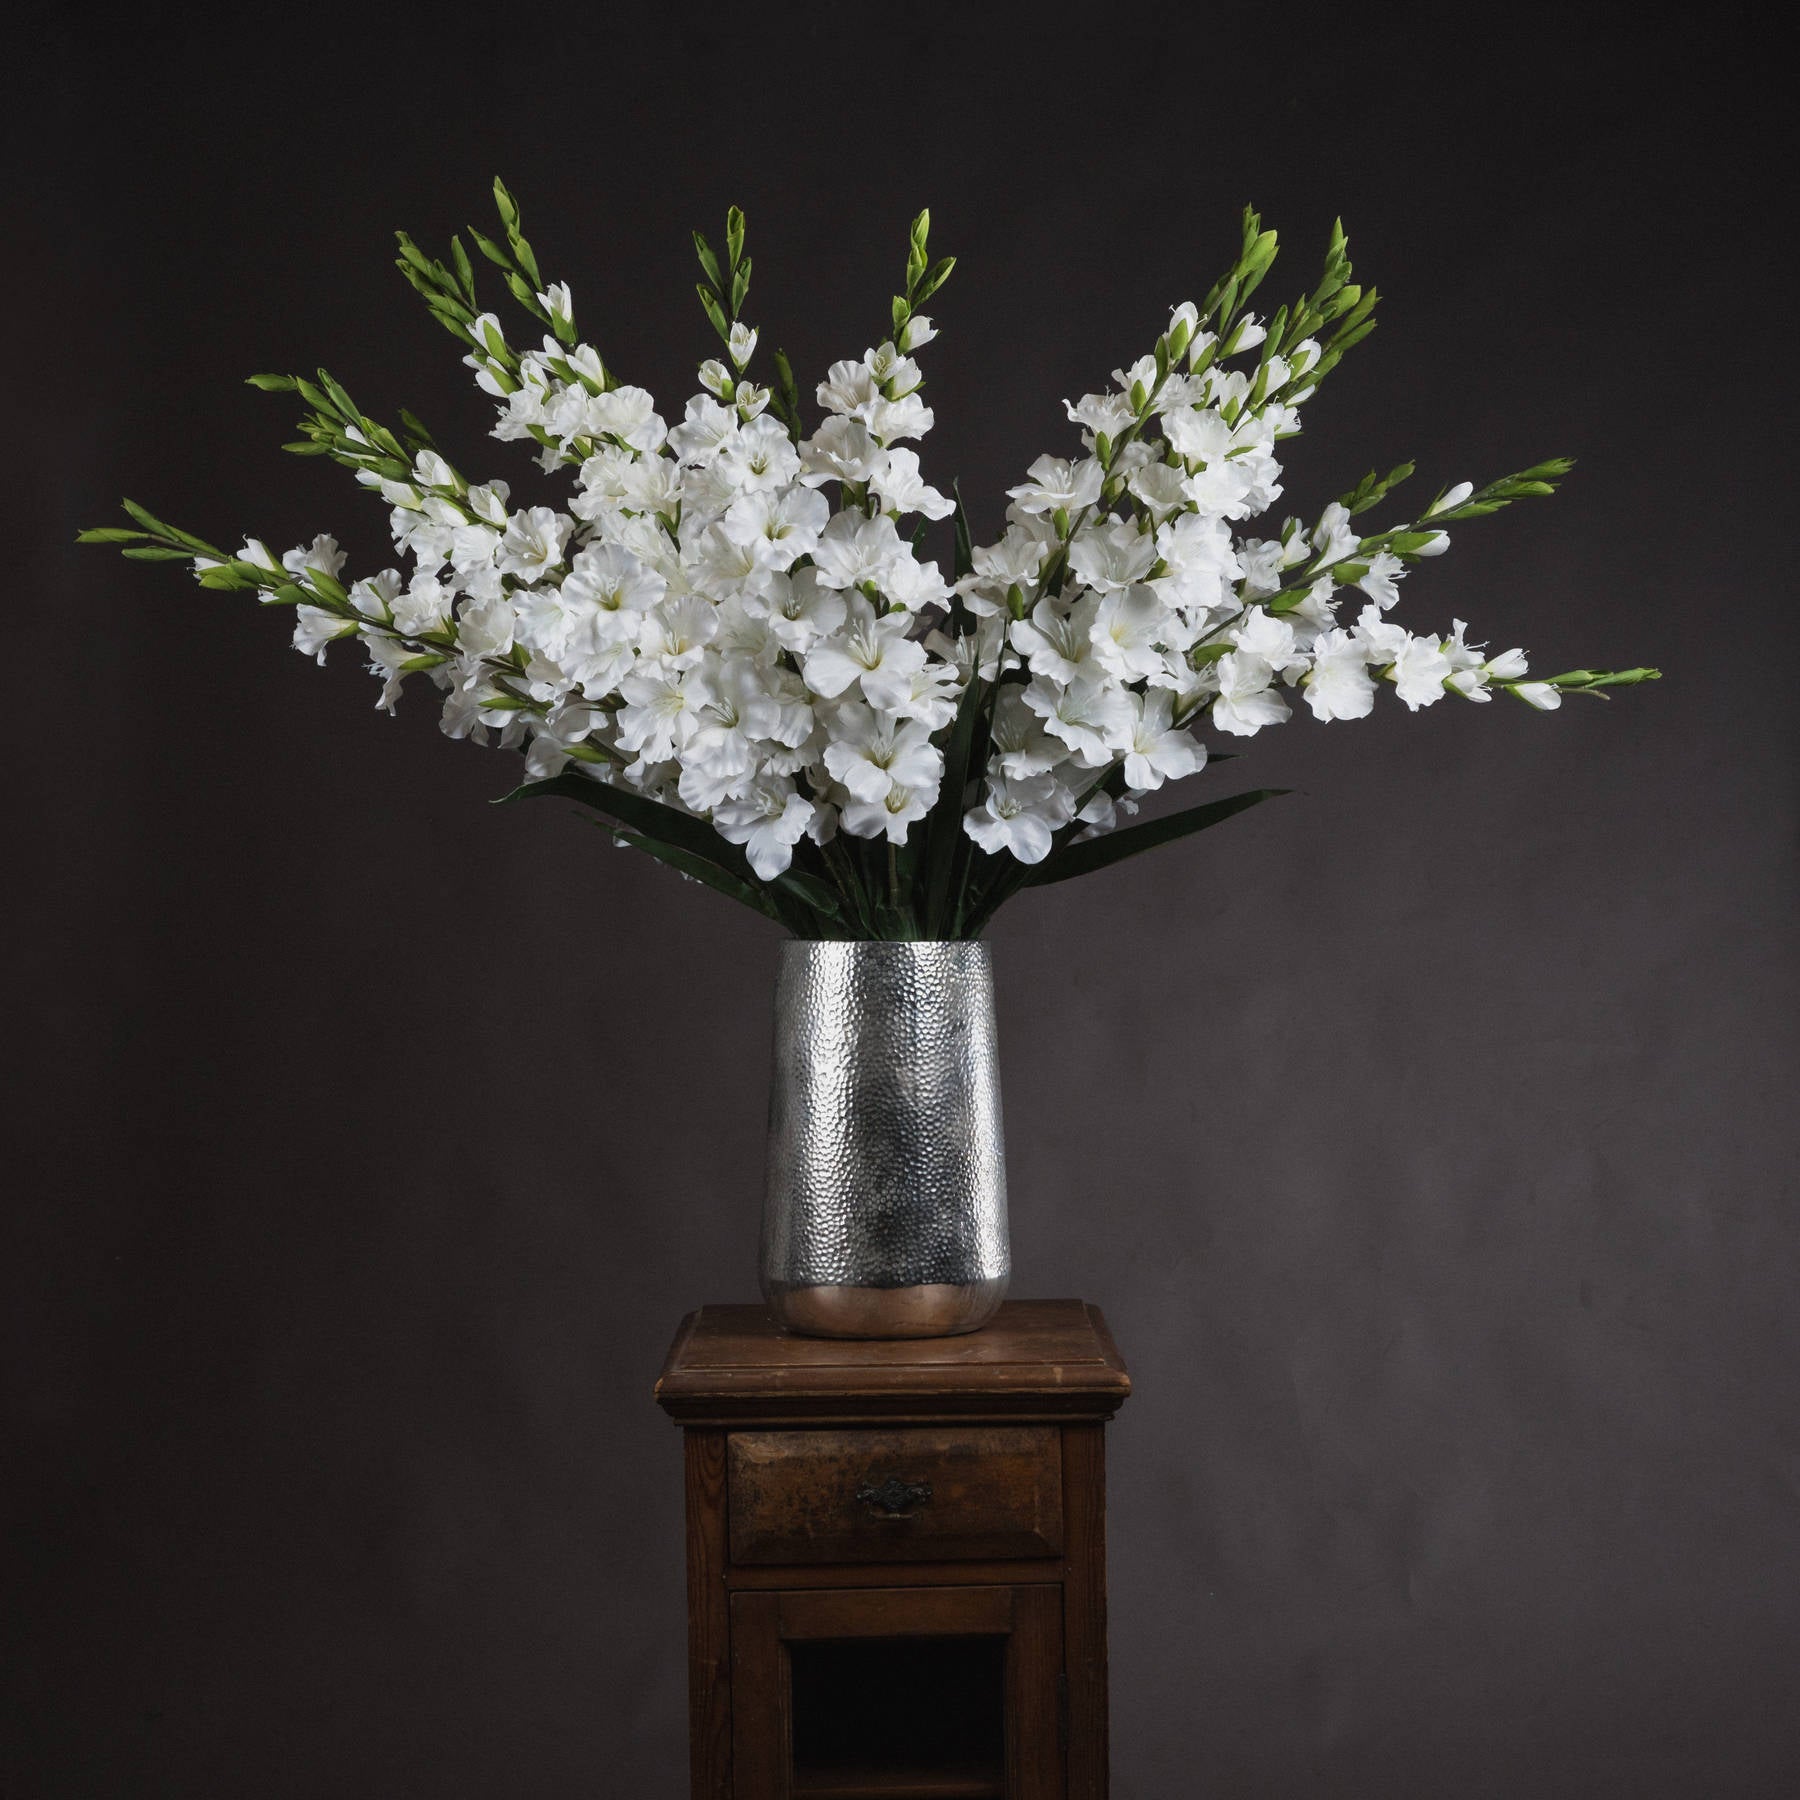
[760,940,1010,1339]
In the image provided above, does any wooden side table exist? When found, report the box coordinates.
[655,1299,1131,1800]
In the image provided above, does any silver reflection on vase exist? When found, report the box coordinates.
[760,940,1010,1339]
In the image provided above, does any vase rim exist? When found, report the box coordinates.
[779,937,990,952]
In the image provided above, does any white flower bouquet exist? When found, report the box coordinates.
[85,184,1656,939]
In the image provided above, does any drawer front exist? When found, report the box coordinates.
[727,1426,1063,1565]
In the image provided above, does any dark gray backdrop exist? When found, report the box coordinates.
[6,8,1795,1795]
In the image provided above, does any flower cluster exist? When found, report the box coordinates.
[85,187,1657,938]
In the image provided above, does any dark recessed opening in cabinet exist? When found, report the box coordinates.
[789,1634,1006,1798]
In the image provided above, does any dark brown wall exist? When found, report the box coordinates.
[6,7,1795,1795]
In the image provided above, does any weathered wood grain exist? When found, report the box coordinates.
[654,1301,1130,1426]
[686,1429,733,1800]
[728,1428,1062,1565]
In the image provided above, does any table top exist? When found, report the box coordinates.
[654,1299,1130,1425]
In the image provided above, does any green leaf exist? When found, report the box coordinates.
[771,348,804,440]
[120,545,193,561]
[604,827,786,923]
[498,770,763,884]
[922,674,987,935]
[729,259,751,318]
[725,206,746,272]
[1022,788,1291,888]
[915,256,955,303]
[492,176,519,227]
[508,230,541,290]
[450,235,475,302]
[304,566,349,603]
[120,497,176,536]
[394,233,436,278]
[468,226,512,271]
[692,229,723,292]
[695,284,730,342]
[503,269,546,317]
[245,372,296,392]
[75,526,146,544]
[951,480,975,580]
[1518,456,1576,481]
[772,867,842,919]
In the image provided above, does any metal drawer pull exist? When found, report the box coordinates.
[856,1476,933,1517]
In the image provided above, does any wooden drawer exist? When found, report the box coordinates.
[727,1426,1063,1565]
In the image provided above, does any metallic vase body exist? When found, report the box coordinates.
[760,941,1010,1339]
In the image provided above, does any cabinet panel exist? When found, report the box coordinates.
[730,1586,1064,1800]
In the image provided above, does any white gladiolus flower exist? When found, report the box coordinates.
[1209,650,1292,736]
[1122,690,1205,790]
[1355,550,1407,610]
[990,689,1064,779]
[1303,629,1379,721]
[282,535,346,580]
[799,416,886,488]
[392,571,454,636]
[713,779,814,878]
[1011,595,1100,684]
[562,542,667,621]
[1445,619,1504,700]
[293,605,358,663]
[1068,518,1157,593]
[805,598,928,708]
[1512,681,1562,710]
[347,569,401,622]
[817,358,882,418]
[842,782,934,844]
[1023,674,1133,766]
[882,660,962,731]
[809,513,907,592]
[1006,455,1104,516]
[1090,586,1171,683]
[873,448,955,520]
[1064,392,1136,440]
[497,506,572,580]
[616,664,712,762]
[881,553,952,613]
[141,202,1618,903]
[865,393,933,444]
[821,703,943,805]
[668,395,739,463]
[456,592,517,659]
[1389,634,1453,710]
[720,415,801,492]
[640,596,719,670]
[588,386,667,454]
[523,701,603,779]
[721,485,830,569]
[763,568,847,654]
[1310,501,1361,565]
[963,775,1076,864]
[1231,609,1306,676]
